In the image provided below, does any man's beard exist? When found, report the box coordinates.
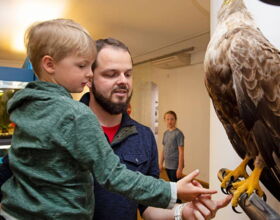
[91,83,132,115]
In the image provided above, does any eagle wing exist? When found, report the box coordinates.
[228,27,280,200]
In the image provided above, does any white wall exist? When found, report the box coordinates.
[131,60,210,182]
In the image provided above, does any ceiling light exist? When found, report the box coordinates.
[0,0,67,53]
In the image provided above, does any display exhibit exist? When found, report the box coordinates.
[0,60,34,148]
[204,0,280,217]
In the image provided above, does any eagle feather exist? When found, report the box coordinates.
[204,0,280,206]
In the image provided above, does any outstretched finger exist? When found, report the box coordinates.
[197,188,217,195]
[184,169,200,182]
[199,194,212,200]
[216,195,232,209]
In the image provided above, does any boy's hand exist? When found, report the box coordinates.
[176,170,217,201]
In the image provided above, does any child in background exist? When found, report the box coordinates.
[160,111,185,183]
[0,19,216,220]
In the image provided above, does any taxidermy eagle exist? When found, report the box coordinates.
[259,0,280,6]
[204,0,280,208]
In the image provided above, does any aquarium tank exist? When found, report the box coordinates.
[0,59,35,160]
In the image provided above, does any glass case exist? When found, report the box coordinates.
[0,61,35,159]
[0,81,27,149]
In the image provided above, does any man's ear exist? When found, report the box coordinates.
[41,55,55,74]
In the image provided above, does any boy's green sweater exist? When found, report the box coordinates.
[1,81,171,220]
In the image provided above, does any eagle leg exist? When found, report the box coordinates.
[221,156,251,192]
[231,162,264,207]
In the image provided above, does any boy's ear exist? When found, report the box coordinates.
[41,55,55,74]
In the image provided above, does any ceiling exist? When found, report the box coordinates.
[0,0,210,66]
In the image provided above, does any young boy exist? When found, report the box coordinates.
[0,19,216,220]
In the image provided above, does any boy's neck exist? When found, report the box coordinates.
[38,73,56,84]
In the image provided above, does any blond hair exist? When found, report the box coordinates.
[25,18,96,76]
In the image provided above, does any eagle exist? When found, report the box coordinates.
[259,0,280,6]
[204,0,280,208]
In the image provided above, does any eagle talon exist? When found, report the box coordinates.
[221,169,229,178]
[232,205,242,214]
[226,176,237,190]
[262,193,267,202]
[226,184,233,194]
[228,177,235,187]
[221,187,229,195]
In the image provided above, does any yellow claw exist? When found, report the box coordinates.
[221,157,250,189]
[231,166,264,207]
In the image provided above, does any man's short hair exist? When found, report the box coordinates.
[92,38,132,70]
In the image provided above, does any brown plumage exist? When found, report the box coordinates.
[259,0,280,6]
[204,0,280,207]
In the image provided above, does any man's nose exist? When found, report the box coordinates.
[117,73,128,84]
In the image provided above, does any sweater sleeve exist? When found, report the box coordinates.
[65,110,173,209]
[138,128,160,215]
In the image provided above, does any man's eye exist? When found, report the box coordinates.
[104,72,116,77]
[125,71,132,77]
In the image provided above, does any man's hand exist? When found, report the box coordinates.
[182,195,232,220]
[176,170,217,201]
[141,194,231,220]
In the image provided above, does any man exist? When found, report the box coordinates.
[81,38,231,220]
[0,38,230,220]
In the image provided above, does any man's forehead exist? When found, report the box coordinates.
[96,47,132,67]
[98,46,129,57]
